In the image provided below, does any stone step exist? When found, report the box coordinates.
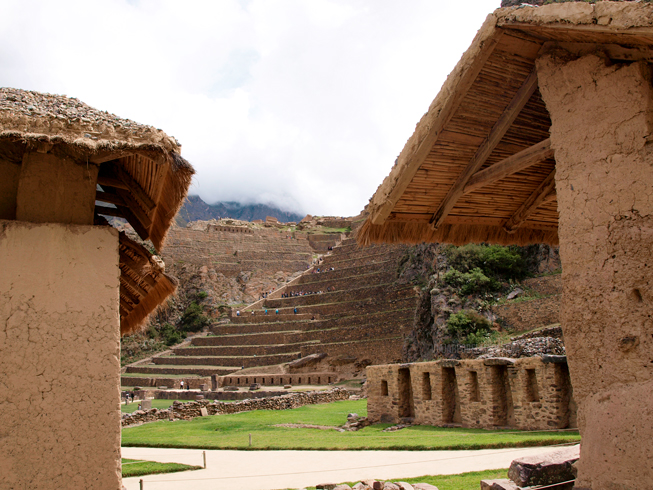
[125,365,238,376]
[173,341,317,357]
[293,261,397,284]
[288,270,395,292]
[262,284,416,308]
[152,352,301,368]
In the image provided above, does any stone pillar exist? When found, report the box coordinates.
[537,53,653,489]
[0,221,121,489]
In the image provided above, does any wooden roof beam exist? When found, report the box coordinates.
[503,169,556,234]
[119,252,157,289]
[113,164,157,217]
[430,68,539,230]
[96,191,126,207]
[97,175,129,190]
[120,273,149,299]
[95,204,125,219]
[463,138,553,195]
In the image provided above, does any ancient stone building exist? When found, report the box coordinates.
[367,357,577,430]
[0,88,192,489]
[359,3,653,488]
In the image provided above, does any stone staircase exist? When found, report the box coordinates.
[124,237,419,386]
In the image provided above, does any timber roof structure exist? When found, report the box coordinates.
[358,1,653,247]
[0,88,194,334]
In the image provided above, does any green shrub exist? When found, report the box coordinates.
[196,291,208,300]
[442,267,497,295]
[159,323,185,346]
[444,244,527,281]
[179,302,210,333]
[446,310,492,345]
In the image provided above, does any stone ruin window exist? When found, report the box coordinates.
[422,372,432,400]
[525,369,540,402]
[469,371,480,402]
[381,380,389,396]
[298,377,302,384]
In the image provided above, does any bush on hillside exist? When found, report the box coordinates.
[160,323,186,346]
[446,310,493,346]
[179,302,210,333]
[442,267,497,295]
[443,244,528,281]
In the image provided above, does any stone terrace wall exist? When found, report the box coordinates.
[121,387,352,426]
[367,357,577,430]
[492,296,560,332]
[220,372,338,387]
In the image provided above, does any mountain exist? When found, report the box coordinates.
[175,195,305,226]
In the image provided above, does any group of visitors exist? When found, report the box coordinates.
[281,290,324,297]
[313,267,334,273]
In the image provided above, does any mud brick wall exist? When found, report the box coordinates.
[367,357,577,430]
[492,296,560,331]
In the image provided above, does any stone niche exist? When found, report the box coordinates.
[367,356,576,430]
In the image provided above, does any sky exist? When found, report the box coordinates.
[1,0,500,217]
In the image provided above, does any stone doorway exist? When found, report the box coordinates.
[397,367,415,420]
[491,365,515,427]
[441,367,461,424]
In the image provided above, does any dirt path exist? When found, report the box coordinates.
[121,445,566,490]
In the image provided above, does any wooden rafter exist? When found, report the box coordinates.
[120,273,149,299]
[463,138,553,195]
[120,284,141,307]
[369,30,505,226]
[97,175,129,190]
[113,164,157,217]
[503,169,556,234]
[95,204,124,219]
[119,252,157,289]
[430,68,539,229]
[96,191,126,207]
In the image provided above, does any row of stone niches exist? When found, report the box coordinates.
[366,356,577,430]
[219,372,338,387]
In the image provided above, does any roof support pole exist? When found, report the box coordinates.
[502,169,556,233]
[430,68,538,229]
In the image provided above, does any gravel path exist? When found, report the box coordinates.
[121,445,566,490]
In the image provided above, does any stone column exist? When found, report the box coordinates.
[537,53,653,489]
[0,221,121,489]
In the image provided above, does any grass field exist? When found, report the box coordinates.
[122,400,580,450]
[295,468,510,490]
[121,458,201,478]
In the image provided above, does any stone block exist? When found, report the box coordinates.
[412,484,439,490]
[479,480,519,490]
[395,483,414,490]
[316,484,336,490]
[200,384,208,391]
[140,399,152,410]
[508,445,580,487]
[200,407,208,417]
[382,483,400,490]
[334,486,352,490]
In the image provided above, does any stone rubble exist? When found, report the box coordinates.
[314,481,437,490]
[465,336,565,359]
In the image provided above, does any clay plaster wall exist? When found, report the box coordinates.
[537,53,653,488]
[367,357,576,430]
[0,221,121,489]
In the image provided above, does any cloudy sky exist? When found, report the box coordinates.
[2,0,500,216]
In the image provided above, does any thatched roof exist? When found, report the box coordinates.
[0,87,194,252]
[358,1,653,247]
[0,88,194,334]
[118,231,177,336]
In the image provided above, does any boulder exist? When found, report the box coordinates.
[352,483,369,490]
[249,383,261,391]
[508,445,580,487]
[412,484,439,490]
[395,483,414,490]
[480,480,519,490]
[507,288,524,300]
[334,485,352,490]
[316,484,337,490]
[382,483,400,490]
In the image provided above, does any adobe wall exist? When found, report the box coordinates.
[0,221,121,489]
[537,53,653,488]
[367,357,576,430]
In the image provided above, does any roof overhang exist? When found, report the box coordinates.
[358,2,653,247]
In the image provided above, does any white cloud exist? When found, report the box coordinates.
[0,0,500,216]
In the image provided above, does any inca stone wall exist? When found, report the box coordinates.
[121,387,352,427]
[367,356,576,430]
[538,52,653,489]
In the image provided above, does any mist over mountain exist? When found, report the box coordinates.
[175,195,305,226]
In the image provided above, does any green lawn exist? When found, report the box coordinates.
[295,468,509,490]
[122,400,580,450]
[121,458,201,478]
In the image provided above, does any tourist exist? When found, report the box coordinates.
[275,309,279,314]
[180,380,184,390]
[236,310,240,316]
[293,307,297,314]
[265,309,268,315]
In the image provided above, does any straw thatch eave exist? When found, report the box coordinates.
[0,88,194,252]
[358,2,653,248]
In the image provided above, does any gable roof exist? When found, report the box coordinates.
[358,2,653,247]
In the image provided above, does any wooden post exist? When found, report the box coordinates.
[249,433,252,447]
[203,450,206,469]
[139,479,144,490]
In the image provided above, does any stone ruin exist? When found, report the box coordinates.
[367,356,576,430]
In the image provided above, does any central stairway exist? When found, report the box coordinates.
[125,237,419,384]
